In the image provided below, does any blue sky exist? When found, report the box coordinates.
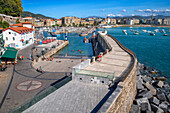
[22,0,170,18]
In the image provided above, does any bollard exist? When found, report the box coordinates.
[92,56,96,63]
[106,49,109,54]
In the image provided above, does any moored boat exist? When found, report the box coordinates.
[150,32,155,36]
[163,34,168,36]
[122,30,127,35]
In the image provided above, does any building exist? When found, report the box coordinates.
[126,19,134,25]
[133,19,140,24]
[11,22,35,29]
[62,17,74,26]
[34,19,44,27]
[3,27,34,49]
[55,19,62,26]
[110,18,116,24]
[162,18,170,25]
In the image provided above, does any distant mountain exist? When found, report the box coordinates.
[111,15,170,19]
[21,11,54,19]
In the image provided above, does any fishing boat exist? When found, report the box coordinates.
[147,31,152,33]
[142,30,147,32]
[154,29,159,32]
[83,37,89,43]
[134,32,139,35]
[122,30,127,35]
[150,32,155,36]
[167,29,170,33]
[160,29,166,33]
[163,34,168,36]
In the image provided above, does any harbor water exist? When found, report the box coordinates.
[103,27,170,80]
[55,32,93,57]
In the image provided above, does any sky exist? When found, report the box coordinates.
[21,0,170,18]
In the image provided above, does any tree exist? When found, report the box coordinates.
[2,21,9,28]
[55,24,59,26]
[16,18,20,24]
[62,23,66,27]
[86,23,90,26]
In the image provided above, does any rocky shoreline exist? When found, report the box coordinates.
[130,63,170,113]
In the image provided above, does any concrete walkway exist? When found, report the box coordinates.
[82,32,131,81]
[0,44,73,113]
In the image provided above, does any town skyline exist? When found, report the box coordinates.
[22,0,170,18]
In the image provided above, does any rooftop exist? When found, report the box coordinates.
[3,27,34,34]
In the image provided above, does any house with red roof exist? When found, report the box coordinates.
[11,22,35,29]
[2,27,34,49]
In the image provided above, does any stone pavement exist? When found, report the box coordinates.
[33,59,82,72]
[23,81,109,113]
[83,32,131,81]
[0,44,78,113]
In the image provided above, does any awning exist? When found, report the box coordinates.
[1,47,18,59]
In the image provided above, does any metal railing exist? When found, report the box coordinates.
[10,76,72,113]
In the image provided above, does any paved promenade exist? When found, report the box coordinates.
[23,32,132,113]
[0,44,73,113]
[81,32,131,81]
[23,81,109,113]
[33,59,82,72]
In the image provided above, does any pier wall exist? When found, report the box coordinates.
[97,34,137,113]
[97,31,112,51]
[32,41,69,64]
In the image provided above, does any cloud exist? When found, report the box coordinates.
[107,14,123,17]
[107,14,115,17]
[131,14,135,16]
[122,9,126,12]
[116,14,123,17]
[136,9,170,13]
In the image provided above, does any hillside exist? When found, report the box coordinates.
[21,11,54,19]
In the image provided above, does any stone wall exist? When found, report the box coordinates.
[97,31,112,51]
[98,34,137,113]
[32,41,69,65]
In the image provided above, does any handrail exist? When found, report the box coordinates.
[107,34,137,81]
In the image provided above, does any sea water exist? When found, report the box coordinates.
[105,27,170,80]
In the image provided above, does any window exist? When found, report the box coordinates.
[101,81,104,83]
[9,32,11,34]
[13,37,15,41]
[6,37,8,40]
[80,78,82,80]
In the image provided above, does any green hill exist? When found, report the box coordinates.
[21,11,54,19]
[0,0,23,16]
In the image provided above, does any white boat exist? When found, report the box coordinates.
[102,25,112,28]
[134,32,139,35]
[154,29,159,32]
[163,34,168,36]
[142,30,147,32]
[160,29,166,33]
[122,30,127,35]
[147,31,152,33]
[150,32,155,36]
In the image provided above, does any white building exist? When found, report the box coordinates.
[2,27,34,49]
[11,22,35,29]
[126,20,134,25]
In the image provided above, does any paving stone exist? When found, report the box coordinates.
[136,97,151,111]
[159,102,168,113]
[150,104,164,113]
[144,82,157,95]
[129,104,140,113]
[157,92,167,101]
[149,97,160,105]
